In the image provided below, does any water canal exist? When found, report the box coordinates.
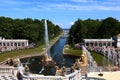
[20,37,78,75]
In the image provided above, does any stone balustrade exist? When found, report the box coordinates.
[0,66,14,75]
[0,63,82,80]
[21,70,81,80]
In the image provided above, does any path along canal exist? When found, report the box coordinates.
[20,37,78,75]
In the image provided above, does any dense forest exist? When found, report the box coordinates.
[0,16,62,46]
[68,17,120,46]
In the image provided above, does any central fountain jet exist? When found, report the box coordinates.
[41,20,56,67]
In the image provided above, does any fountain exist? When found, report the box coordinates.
[81,46,97,72]
[41,20,56,67]
[103,47,119,71]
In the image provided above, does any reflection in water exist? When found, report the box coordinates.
[21,38,78,75]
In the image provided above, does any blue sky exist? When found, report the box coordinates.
[0,0,120,29]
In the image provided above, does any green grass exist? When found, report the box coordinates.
[64,45,82,56]
[0,45,44,62]
[0,35,60,62]
[91,52,103,66]
[64,45,104,66]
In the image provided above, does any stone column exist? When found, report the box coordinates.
[101,42,103,47]
[1,42,3,46]
[16,43,18,47]
[106,42,107,46]
[110,42,112,47]
[13,42,15,47]
[89,42,91,47]
[26,41,28,46]
[97,42,98,47]
[97,42,99,47]
[5,42,7,46]
[20,42,22,47]
[93,42,94,46]
[13,42,15,49]
[84,42,86,47]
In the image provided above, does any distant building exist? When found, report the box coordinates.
[84,34,120,48]
[113,34,120,48]
[117,35,120,48]
[83,38,114,48]
[0,37,28,52]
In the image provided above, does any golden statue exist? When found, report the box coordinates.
[41,53,56,67]
[74,50,87,69]
[80,50,87,66]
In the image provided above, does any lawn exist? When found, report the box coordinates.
[90,52,104,66]
[64,45,104,66]
[64,45,82,56]
[0,45,44,62]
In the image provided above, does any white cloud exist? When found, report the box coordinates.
[0,0,120,12]
[69,21,74,25]
[40,3,120,11]
[33,0,120,11]
[99,6,120,11]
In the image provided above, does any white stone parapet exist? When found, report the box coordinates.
[0,64,81,80]
[21,70,81,80]
[0,66,14,75]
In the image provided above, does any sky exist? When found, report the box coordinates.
[0,0,120,29]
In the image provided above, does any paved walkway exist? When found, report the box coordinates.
[88,71,120,80]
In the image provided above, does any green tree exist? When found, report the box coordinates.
[0,16,62,45]
[0,16,13,38]
[97,17,119,38]
[68,19,87,45]
[83,19,101,38]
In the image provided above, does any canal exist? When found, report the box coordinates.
[21,37,78,75]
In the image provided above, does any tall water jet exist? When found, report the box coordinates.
[44,20,51,59]
[41,20,56,67]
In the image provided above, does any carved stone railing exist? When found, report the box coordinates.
[0,65,82,80]
[20,70,81,80]
[0,66,14,75]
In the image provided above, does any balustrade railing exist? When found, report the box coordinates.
[0,66,14,75]
[0,63,82,80]
[21,70,81,80]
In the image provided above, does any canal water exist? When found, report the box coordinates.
[21,37,78,75]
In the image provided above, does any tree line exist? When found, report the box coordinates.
[68,17,120,46]
[0,16,62,46]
